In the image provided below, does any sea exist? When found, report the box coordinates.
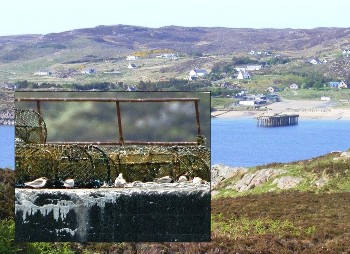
[0,125,14,169]
[212,118,350,167]
[1,119,349,169]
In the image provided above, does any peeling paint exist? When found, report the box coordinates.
[15,183,210,242]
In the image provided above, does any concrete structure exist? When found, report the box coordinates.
[15,183,210,242]
[257,114,299,127]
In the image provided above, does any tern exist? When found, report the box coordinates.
[192,177,203,184]
[24,177,48,188]
[114,173,126,187]
[155,175,173,183]
[63,178,74,188]
[178,175,188,183]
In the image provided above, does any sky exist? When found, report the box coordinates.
[1,0,350,36]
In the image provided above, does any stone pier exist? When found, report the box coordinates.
[257,114,299,127]
[15,183,210,242]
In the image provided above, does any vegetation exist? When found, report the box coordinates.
[2,149,350,252]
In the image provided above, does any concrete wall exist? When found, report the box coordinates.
[15,183,210,242]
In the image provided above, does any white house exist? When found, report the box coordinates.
[329,81,348,89]
[321,96,331,101]
[309,58,321,65]
[267,86,280,93]
[189,69,207,80]
[338,81,348,89]
[239,100,255,106]
[290,83,299,90]
[246,65,263,71]
[128,63,137,69]
[126,55,138,61]
[81,69,96,74]
[34,71,51,76]
[234,67,246,72]
[237,70,251,80]
[342,49,350,57]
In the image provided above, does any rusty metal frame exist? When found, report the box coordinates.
[15,97,202,146]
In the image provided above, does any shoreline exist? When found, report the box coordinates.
[212,99,350,120]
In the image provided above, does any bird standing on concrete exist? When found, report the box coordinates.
[114,173,126,187]
[24,177,48,188]
[63,178,74,188]
[192,177,203,184]
[178,175,188,183]
[155,175,173,183]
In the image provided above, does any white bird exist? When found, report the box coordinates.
[114,173,126,187]
[178,175,188,183]
[155,175,173,183]
[192,177,203,184]
[24,177,48,188]
[131,181,143,187]
[63,178,74,188]
[101,181,109,188]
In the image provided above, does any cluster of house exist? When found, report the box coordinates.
[328,81,348,89]
[288,81,348,90]
[342,49,350,57]
[307,58,328,65]
[0,108,14,125]
[155,53,177,60]
[188,65,264,81]
[249,50,272,56]
[236,92,279,107]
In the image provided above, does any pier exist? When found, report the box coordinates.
[257,114,299,127]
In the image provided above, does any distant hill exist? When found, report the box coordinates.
[0,25,350,84]
[1,25,350,57]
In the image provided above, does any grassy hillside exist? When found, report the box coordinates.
[1,26,350,85]
[2,149,350,252]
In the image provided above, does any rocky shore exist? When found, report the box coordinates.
[211,149,350,196]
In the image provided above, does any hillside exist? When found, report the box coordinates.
[2,150,350,252]
[1,25,350,85]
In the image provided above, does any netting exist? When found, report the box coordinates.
[15,143,210,186]
[15,106,210,187]
[15,109,47,143]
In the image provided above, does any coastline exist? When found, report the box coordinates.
[212,99,350,120]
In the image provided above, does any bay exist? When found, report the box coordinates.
[0,125,14,169]
[212,118,350,167]
[1,119,349,169]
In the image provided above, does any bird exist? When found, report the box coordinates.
[24,177,48,188]
[155,175,173,183]
[192,177,203,184]
[101,181,109,188]
[114,173,126,187]
[178,175,188,183]
[63,178,74,188]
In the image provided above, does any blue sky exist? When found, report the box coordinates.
[1,0,350,36]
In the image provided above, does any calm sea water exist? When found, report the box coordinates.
[212,118,350,167]
[0,125,14,169]
[1,119,349,169]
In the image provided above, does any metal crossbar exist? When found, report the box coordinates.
[15,97,202,146]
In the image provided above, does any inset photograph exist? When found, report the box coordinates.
[15,91,210,242]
